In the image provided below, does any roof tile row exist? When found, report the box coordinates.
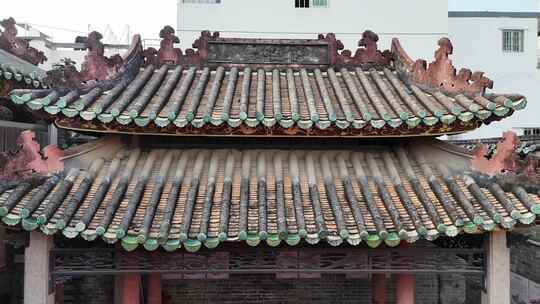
[0,137,538,252]
[10,66,525,135]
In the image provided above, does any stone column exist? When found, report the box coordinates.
[24,232,54,304]
[47,124,58,146]
[121,274,141,304]
[147,274,162,304]
[396,274,415,304]
[481,231,510,304]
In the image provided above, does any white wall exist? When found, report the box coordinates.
[448,16,540,138]
[449,0,538,13]
[177,0,448,60]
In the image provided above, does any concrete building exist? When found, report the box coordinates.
[176,0,448,60]
[448,0,540,139]
[177,0,540,139]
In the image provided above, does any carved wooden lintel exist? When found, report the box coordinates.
[0,130,63,181]
[471,131,538,178]
[0,17,47,65]
[392,37,493,97]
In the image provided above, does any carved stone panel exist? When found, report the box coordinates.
[207,39,330,65]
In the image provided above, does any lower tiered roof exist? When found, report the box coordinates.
[1,136,538,252]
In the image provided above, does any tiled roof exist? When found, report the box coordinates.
[10,66,525,136]
[0,49,46,89]
[0,136,538,252]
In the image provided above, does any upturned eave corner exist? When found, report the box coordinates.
[391,36,494,98]
[41,32,144,93]
[469,132,540,212]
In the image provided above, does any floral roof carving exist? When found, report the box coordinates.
[392,37,493,98]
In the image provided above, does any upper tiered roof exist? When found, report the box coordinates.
[8,27,526,138]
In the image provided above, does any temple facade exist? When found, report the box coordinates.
[0,15,539,303]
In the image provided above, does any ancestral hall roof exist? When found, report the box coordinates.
[7,27,525,137]
[0,134,538,252]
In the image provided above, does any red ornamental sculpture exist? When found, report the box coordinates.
[318,30,392,66]
[471,131,538,177]
[79,31,123,82]
[0,17,47,65]
[157,25,182,65]
[0,131,63,181]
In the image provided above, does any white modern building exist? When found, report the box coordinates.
[177,0,448,60]
[177,0,540,139]
[448,0,540,139]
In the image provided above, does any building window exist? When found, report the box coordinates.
[502,29,524,53]
[182,0,221,3]
[295,0,310,8]
[295,0,328,8]
[312,0,328,7]
[523,128,540,136]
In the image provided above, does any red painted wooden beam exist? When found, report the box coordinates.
[147,274,162,304]
[372,274,387,304]
[121,274,141,304]
[395,274,415,304]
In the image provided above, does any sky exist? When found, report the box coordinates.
[3,0,177,43]
[2,0,539,44]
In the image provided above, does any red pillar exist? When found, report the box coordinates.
[147,274,162,304]
[121,274,141,304]
[372,274,387,304]
[395,274,415,304]
[55,283,64,304]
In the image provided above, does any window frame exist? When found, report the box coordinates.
[312,0,329,8]
[295,0,310,8]
[502,29,524,53]
[295,0,328,8]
